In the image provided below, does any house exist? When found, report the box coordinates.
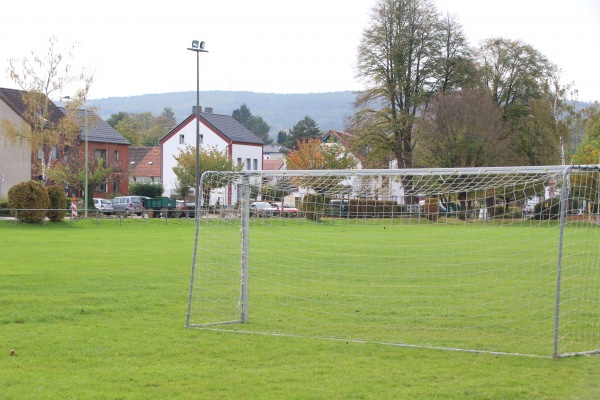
[159,107,264,203]
[129,146,161,184]
[263,144,285,160]
[0,88,34,198]
[0,87,130,199]
[64,108,131,197]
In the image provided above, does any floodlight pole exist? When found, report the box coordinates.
[187,40,208,207]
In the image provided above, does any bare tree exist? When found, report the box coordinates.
[352,0,473,171]
[414,88,513,167]
[3,36,94,182]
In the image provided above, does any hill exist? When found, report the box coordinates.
[88,90,357,136]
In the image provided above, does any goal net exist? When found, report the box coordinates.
[186,165,600,357]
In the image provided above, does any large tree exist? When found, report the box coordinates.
[286,116,320,150]
[232,104,272,144]
[352,0,460,169]
[477,38,554,122]
[107,108,176,146]
[415,89,512,168]
[3,36,93,182]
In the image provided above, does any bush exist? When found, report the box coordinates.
[533,198,561,220]
[47,185,68,222]
[129,182,164,198]
[8,180,50,223]
[348,199,396,218]
[0,199,9,216]
[301,193,329,221]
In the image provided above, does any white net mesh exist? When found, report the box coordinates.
[186,166,600,357]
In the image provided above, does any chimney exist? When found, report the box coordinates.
[205,107,213,114]
[192,106,202,114]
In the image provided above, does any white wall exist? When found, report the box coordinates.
[162,118,263,202]
[0,101,32,199]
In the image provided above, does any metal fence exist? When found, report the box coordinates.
[0,208,196,226]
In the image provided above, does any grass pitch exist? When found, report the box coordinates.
[1,218,599,399]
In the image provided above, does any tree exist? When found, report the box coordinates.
[286,138,358,192]
[574,104,600,164]
[436,13,476,94]
[3,36,93,182]
[46,149,116,207]
[109,109,176,146]
[477,38,553,122]
[353,0,450,169]
[172,145,241,203]
[276,130,289,147]
[232,104,272,144]
[286,116,320,150]
[286,138,357,170]
[415,89,512,168]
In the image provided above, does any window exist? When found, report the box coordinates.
[113,180,119,193]
[114,150,119,161]
[200,134,203,144]
[99,182,108,193]
[94,149,107,161]
[237,158,242,166]
[246,158,251,170]
[50,146,57,160]
[253,159,258,170]
[179,134,185,144]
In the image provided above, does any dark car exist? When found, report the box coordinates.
[176,200,196,218]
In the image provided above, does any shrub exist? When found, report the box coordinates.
[8,180,50,223]
[301,193,329,221]
[533,198,561,220]
[128,182,164,198]
[47,185,67,222]
[347,199,396,218]
[0,199,9,216]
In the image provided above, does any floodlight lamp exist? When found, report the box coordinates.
[191,40,199,49]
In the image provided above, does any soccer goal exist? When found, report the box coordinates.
[185,165,600,358]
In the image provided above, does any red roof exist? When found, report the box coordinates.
[131,147,161,178]
[262,159,285,171]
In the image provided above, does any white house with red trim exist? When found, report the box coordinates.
[159,107,264,203]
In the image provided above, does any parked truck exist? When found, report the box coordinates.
[142,197,178,218]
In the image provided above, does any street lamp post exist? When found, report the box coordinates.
[63,96,89,218]
[187,40,208,207]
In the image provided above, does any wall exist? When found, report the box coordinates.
[0,100,32,199]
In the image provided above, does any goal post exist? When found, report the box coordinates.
[186,165,600,358]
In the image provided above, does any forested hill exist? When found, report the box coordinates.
[88,90,357,135]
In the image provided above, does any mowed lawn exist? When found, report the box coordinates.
[1,218,599,399]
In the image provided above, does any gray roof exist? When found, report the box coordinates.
[0,87,65,126]
[65,108,130,145]
[200,113,264,145]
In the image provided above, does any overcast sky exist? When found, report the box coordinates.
[1,0,598,102]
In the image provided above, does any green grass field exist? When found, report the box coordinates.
[1,218,599,399]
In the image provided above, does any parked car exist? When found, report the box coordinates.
[176,200,196,218]
[250,201,277,217]
[271,202,299,217]
[328,199,349,217]
[93,198,114,215]
[111,196,144,216]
